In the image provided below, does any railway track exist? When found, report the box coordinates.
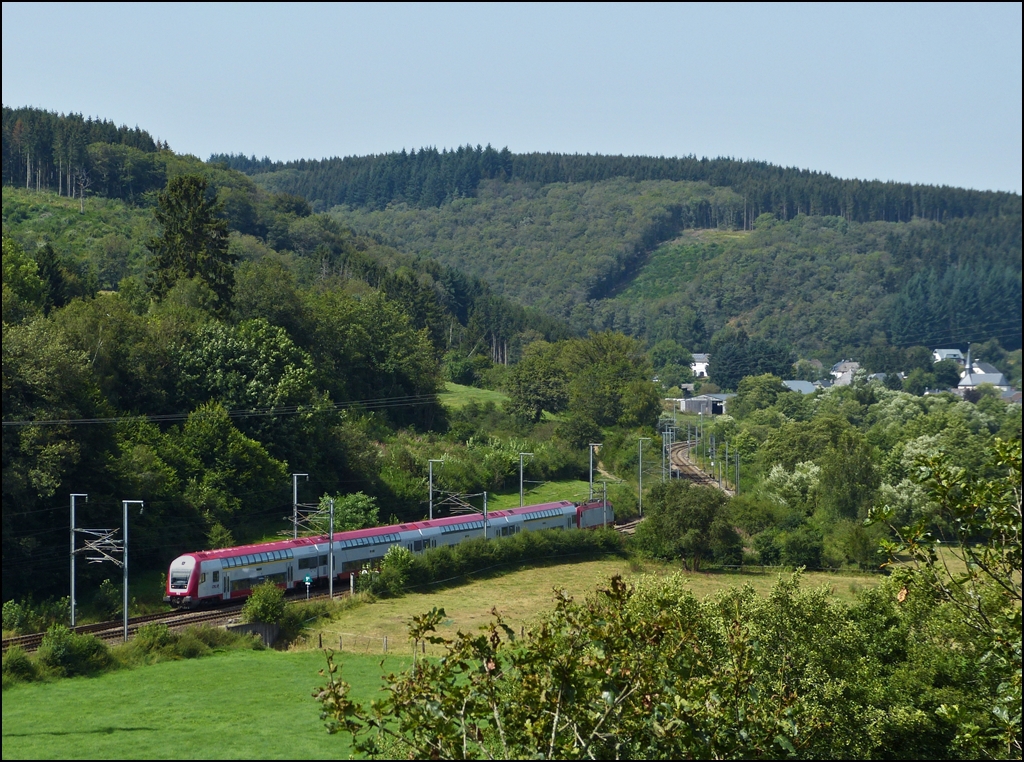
[2,587,342,653]
[614,518,642,535]
[668,441,734,494]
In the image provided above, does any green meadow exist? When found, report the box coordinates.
[1,649,405,760]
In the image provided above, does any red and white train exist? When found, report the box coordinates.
[165,498,613,606]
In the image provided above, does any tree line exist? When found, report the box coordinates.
[2,106,166,202]
[214,144,1022,223]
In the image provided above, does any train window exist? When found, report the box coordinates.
[213,571,220,583]
[260,553,270,563]
[200,573,206,584]
[319,555,328,566]
[413,540,423,552]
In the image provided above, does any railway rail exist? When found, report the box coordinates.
[668,441,734,494]
[1,588,341,653]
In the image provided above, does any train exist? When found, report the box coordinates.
[165,498,614,606]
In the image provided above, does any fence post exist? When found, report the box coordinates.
[318,632,322,648]
[384,636,388,653]
[339,636,343,651]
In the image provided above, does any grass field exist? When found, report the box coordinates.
[485,479,595,510]
[438,382,508,409]
[1,649,405,760]
[2,555,892,758]
[298,557,884,658]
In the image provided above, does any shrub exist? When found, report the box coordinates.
[377,545,414,597]
[134,623,175,652]
[185,624,249,649]
[779,526,824,568]
[172,631,211,659]
[242,582,286,624]
[279,598,340,644]
[94,579,122,619]
[2,597,71,635]
[405,528,625,589]
[37,624,112,677]
[2,600,29,634]
[2,645,37,684]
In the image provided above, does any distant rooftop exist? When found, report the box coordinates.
[782,380,815,395]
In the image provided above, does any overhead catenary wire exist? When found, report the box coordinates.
[1,391,443,427]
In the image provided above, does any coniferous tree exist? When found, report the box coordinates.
[147,175,234,315]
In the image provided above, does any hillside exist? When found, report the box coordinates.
[222,146,1022,356]
[327,184,1021,355]
[330,177,739,317]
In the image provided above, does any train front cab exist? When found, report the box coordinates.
[165,554,200,606]
[576,500,614,529]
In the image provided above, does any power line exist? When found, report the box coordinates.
[2,391,442,427]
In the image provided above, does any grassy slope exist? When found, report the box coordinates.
[2,558,889,758]
[300,557,880,658]
[438,382,509,409]
[2,188,157,290]
[612,223,896,353]
[1,649,407,760]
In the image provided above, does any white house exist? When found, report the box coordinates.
[830,359,861,387]
[690,353,710,378]
[933,348,965,365]
[957,351,1012,392]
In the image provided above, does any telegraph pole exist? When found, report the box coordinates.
[662,430,670,482]
[122,500,143,642]
[602,481,608,527]
[292,473,308,539]
[428,459,443,519]
[328,498,335,599]
[735,450,740,496]
[69,493,87,627]
[638,437,651,516]
[589,443,602,500]
[519,452,534,507]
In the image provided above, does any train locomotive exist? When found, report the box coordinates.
[165,498,613,606]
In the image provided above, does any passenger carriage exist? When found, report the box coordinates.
[165,499,613,606]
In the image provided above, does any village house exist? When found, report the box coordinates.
[690,353,710,378]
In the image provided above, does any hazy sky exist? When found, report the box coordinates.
[3,2,1021,193]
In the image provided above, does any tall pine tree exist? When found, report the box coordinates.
[147,175,234,315]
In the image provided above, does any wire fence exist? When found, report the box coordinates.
[309,624,533,658]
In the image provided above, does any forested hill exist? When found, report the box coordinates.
[218,145,1022,357]
[3,106,167,202]
[212,145,1021,223]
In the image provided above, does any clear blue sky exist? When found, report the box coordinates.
[3,2,1021,193]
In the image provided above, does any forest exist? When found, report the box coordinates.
[2,104,1022,760]
[330,184,1021,355]
[212,143,1021,223]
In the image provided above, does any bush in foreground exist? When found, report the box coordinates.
[242,581,287,624]
[37,625,112,677]
[317,571,1013,760]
